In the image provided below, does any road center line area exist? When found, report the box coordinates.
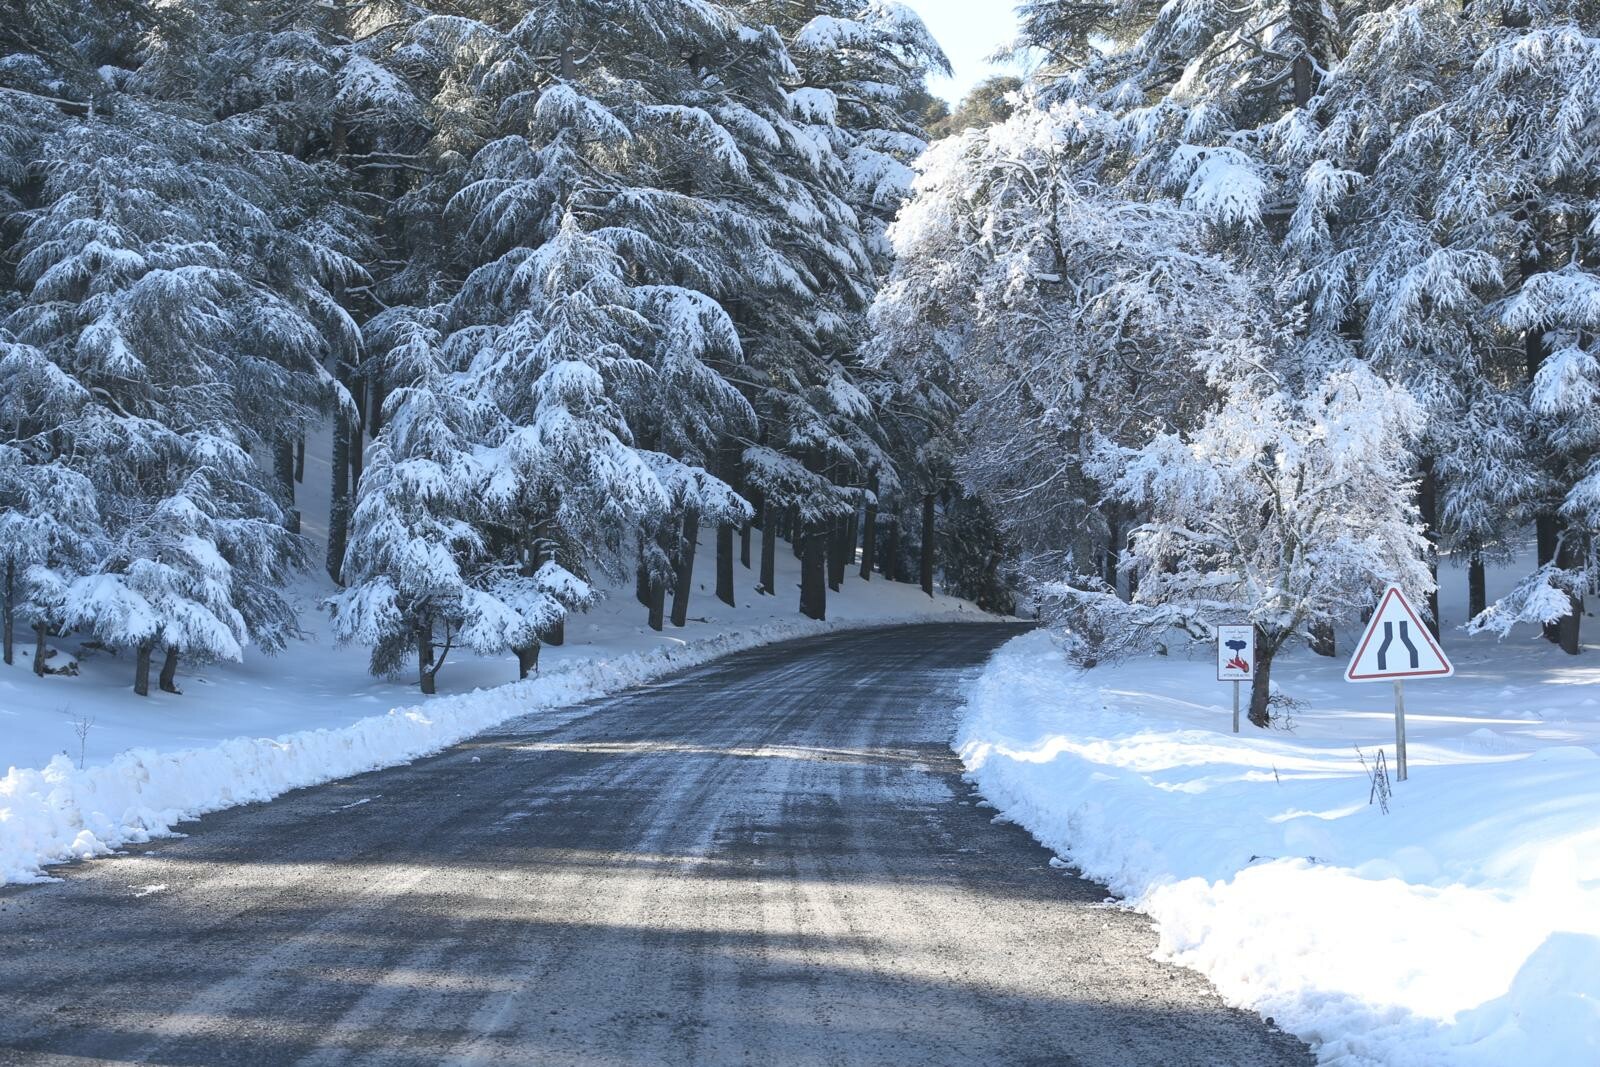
[0,623,1311,1066]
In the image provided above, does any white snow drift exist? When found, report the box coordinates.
[959,627,1600,1066]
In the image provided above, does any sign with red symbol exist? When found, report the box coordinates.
[1216,625,1254,682]
[1347,585,1453,682]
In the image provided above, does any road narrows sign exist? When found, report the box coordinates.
[1345,584,1451,783]
[1346,585,1453,682]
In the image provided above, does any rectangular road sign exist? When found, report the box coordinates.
[1217,625,1254,682]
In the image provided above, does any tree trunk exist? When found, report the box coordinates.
[636,535,652,607]
[716,522,735,607]
[884,516,901,581]
[369,380,385,438]
[1418,457,1440,635]
[275,436,295,498]
[826,517,846,592]
[791,505,804,558]
[294,435,305,484]
[327,415,351,583]
[1248,634,1277,727]
[2,556,13,667]
[134,643,154,697]
[859,475,878,581]
[276,436,299,534]
[32,623,47,677]
[740,519,752,569]
[648,578,666,631]
[671,508,699,628]
[1469,554,1487,620]
[759,500,777,595]
[1310,619,1335,657]
[1538,514,1561,643]
[517,641,541,680]
[351,375,367,489]
[920,493,936,597]
[1104,501,1121,596]
[159,646,180,694]
[417,625,436,695]
[800,523,826,621]
[1557,533,1583,655]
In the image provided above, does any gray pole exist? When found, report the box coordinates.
[1393,679,1408,782]
[1232,679,1240,734]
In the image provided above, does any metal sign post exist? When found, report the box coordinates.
[1216,625,1254,733]
[1347,585,1450,782]
[1393,680,1407,782]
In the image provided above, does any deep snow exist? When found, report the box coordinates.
[957,556,1600,1065]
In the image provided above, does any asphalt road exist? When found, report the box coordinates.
[0,622,1312,1066]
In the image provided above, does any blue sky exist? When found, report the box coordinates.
[902,1,1022,104]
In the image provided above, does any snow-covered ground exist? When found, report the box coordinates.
[1,524,985,885]
[958,556,1600,1065]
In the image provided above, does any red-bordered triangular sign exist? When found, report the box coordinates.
[1346,585,1453,683]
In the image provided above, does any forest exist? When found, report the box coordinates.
[3,0,1598,723]
[0,0,1014,699]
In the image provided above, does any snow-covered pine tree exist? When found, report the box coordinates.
[0,339,101,672]
[331,306,592,692]
[4,61,360,691]
[464,216,672,647]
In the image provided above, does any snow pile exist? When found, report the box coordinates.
[958,628,1600,1065]
[1,609,981,886]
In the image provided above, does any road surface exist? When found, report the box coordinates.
[0,622,1312,1065]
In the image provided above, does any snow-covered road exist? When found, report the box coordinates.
[0,623,1308,1065]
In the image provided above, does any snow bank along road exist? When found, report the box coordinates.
[0,624,1310,1066]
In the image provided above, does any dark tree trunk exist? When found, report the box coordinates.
[327,416,351,583]
[32,623,47,677]
[800,523,826,621]
[2,556,12,667]
[275,436,299,534]
[350,411,365,492]
[159,647,180,694]
[134,643,154,697]
[1418,457,1440,635]
[1538,514,1561,643]
[417,625,436,695]
[517,641,541,680]
[759,500,777,595]
[884,517,901,581]
[671,508,700,628]
[369,380,385,438]
[1248,634,1277,727]
[716,522,735,607]
[1310,619,1335,657]
[294,435,305,484]
[1104,501,1120,595]
[636,538,652,607]
[1469,555,1487,620]
[648,579,666,632]
[826,517,847,592]
[275,436,295,497]
[920,493,936,597]
[1527,300,1561,644]
[859,475,878,581]
[791,505,804,558]
[740,519,752,569]
[1557,533,1583,655]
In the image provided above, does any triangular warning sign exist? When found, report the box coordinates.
[1346,585,1453,682]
